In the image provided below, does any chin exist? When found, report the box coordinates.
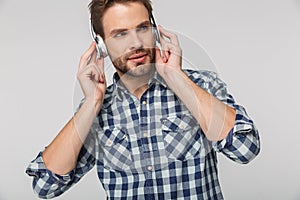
[125,63,155,77]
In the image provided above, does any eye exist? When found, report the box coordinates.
[137,25,149,32]
[114,31,127,38]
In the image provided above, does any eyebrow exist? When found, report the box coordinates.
[109,20,151,37]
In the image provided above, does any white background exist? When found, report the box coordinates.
[1,0,300,199]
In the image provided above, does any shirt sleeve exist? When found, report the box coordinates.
[187,70,260,164]
[25,128,97,199]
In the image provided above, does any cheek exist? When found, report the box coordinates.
[106,42,126,59]
[142,36,156,49]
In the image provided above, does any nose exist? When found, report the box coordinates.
[128,31,143,51]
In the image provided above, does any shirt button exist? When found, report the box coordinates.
[179,124,185,129]
[147,166,153,171]
[142,101,147,105]
[143,133,148,138]
[106,139,113,146]
[51,184,58,190]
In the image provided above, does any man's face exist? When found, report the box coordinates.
[102,2,156,77]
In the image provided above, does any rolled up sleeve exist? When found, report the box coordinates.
[25,130,97,199]
[26,152,76,199]
[212,117,260,164]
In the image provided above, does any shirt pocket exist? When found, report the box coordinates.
[100,127,133,171]
[161,114,202,161]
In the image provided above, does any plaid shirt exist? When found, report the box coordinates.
[26,70,260,199]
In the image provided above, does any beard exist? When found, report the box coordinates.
[111,47,156,77]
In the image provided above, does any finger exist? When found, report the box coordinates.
[160,42,172,62]
[96,57,104,73]
[158,26,167,49]
[79,42,96,70]
[163,49,169,63]
[158,25,179,46]
[159,36,169,62]
[96,57,105,83]
[89,48,97,65]
[99,70,106,84]
[158,26,175,61]
[79,64,101,83]
[162,41,182,56]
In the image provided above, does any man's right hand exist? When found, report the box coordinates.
[77,42,106,113]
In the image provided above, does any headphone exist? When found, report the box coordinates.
[89,13,161,58]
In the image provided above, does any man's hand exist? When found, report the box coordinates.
[155,25,183,79]
[77,42,106,113]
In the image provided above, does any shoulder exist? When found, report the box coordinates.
[183,69,229,95]
[183,69,220,84]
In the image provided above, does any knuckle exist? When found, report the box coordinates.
[172,35,178,41]
[169,32,175,37]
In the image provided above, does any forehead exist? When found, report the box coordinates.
[102,2,150,33]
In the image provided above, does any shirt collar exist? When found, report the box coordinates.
[149,71,167,88]
[113,70,167,89]
[111,70,168,99]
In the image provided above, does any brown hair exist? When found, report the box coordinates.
[89,0,153,38]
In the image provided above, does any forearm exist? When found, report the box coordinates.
[42,100,100,175]
[164,69,236,141]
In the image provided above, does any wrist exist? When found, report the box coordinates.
[82,98,102,115]
[163,68,187,86]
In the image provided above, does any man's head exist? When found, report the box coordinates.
[89,0,156,77]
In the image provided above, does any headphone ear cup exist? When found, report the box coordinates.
[95,35,108,58]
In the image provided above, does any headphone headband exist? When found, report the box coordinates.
[150,13,161,44]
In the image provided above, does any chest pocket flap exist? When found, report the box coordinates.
[161,114,202,161]
[100,127,133,171]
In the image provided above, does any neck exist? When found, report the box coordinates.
[117,68,155,99]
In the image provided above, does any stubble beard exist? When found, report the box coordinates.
[112,47,156,77]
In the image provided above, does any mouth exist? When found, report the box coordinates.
[127,53,148,63]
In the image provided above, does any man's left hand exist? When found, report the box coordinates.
[155,25,183,79]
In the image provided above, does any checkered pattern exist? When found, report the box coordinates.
[26,70,260,199]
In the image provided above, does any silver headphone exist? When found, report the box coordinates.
[89,13,161,58]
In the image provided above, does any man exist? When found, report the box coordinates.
[26,0,260,199]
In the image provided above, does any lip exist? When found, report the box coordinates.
[128,53,147,63]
